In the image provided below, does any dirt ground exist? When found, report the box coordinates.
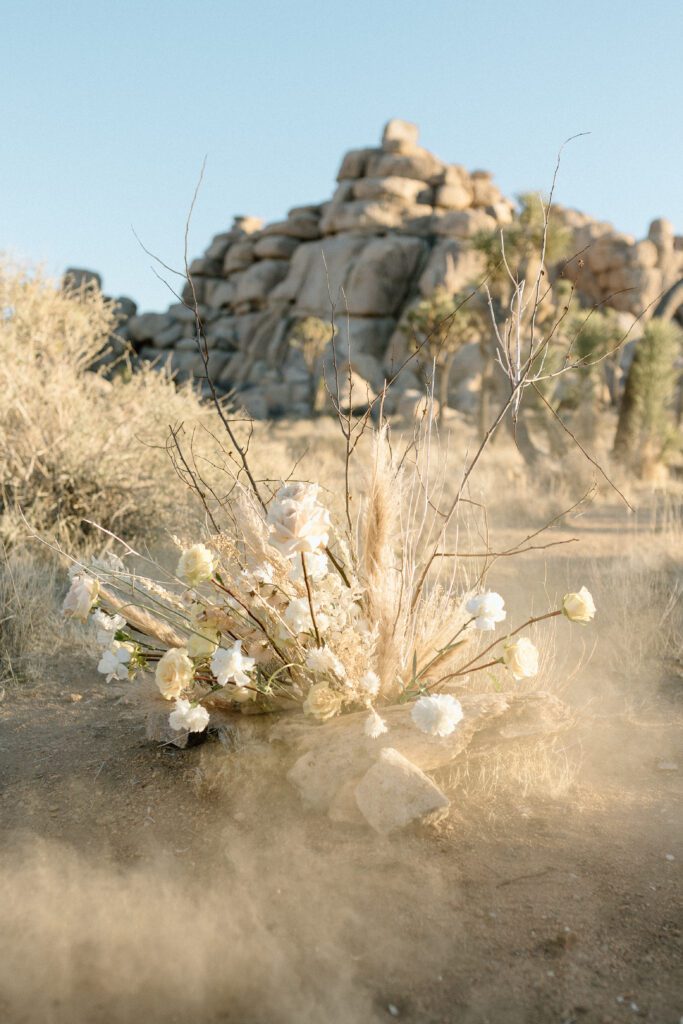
[0,506,681,1024]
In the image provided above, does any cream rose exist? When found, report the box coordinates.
[155,647,194,700]
[62,574,99,622]
[502,637,539,680]
[177,544,216,586]
[187,627,220,659]
[562,587,596,624]
[303,683,343,721]
[267,483,331,557]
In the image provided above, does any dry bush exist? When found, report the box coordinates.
[0,263,224,546]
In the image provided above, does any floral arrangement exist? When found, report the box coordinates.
[62,455,596,742]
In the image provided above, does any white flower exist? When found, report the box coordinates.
[364,706,388,739]
[267,483,331,557]
[466,591,506,631]
[91,609,126,648]
[169,698,209,733]
[97,643,132,683]
[282,597,313,636]
[288,550,329,582]
[305,645,345,679]
[562,586,596,624]
[411,694,464,737]
[155,647,194,700]
[62,574,99,621]
[211,641,256,689]
[502,637,539,680]
[177,544,216,586]
[187,626,220,659]
[303,683,343,721]
[244,561,275,585]
[91,551,125,575]
[358,670,381,698]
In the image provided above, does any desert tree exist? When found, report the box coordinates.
[288,316,337,415]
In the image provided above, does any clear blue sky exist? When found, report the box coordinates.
[2,0,681,310]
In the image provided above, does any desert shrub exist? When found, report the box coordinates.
[287,316,336,414]
[473,192,572,286]
[613,318,683,476]
[0,263,224,545]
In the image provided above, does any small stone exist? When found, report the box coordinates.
[69,693,82,702]
[387,1004,400,1017]
[665,853,675,861]
[354,748,450,834]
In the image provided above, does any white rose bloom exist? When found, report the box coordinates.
[211,641,256,689]
[91,609,126,647]
[62,575,99,622]
[359,670,381,698]
[503,637,539,680]
[177,544,216,586]
[155,647,194,700]
[411,694,464,737]
[169,698,210,733]
[97,643,132,683]
[267,483,331,557]
[282,597,313,636]
[364,707,388,739]
[465,591,506,631]
[305,645,346,679]
[187,628,220,659]
[303,683,343,721]
[562,586,596,624]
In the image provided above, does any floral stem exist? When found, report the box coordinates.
[301,553,322,646]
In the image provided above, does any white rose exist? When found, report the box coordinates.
[155,647,194,700]
[303,683,343,721]
[282,597,313,636]
[177,544,216,586]
[62,574,99,622]
[187,626,220,659]
[91,609,126,648]
[169,698,209,733]
[211,641,256,689]
[562,587,596,624]
[502,637,539,680]
[411,694,464,737]
[465,591,506,631]
[267,483,331,557]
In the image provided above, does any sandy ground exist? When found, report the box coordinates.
[0,507,681,1024]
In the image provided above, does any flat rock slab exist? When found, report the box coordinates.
[355,748,450,834]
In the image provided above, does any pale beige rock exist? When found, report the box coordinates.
[261,216,321,240]
[382,118,420,153]
[224,240,256,274]
[321,199,433,236]
[354,748,450,834]
[434,183,473,210]
[432,209,497,238]
[352,175,431,204]
[234,259,289,307]
[366,149,444,183]
[418,239,485,295]
[232,215,263,235]
[336,147,381,181]
[272,235,368,314]
[332,316,396,359]
[253,234,299,260]
[345,235,426,316]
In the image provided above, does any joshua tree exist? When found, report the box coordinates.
[288,316,336,415]
[613,318,683,478]
[559,306,625,443]
[402,287,486,423]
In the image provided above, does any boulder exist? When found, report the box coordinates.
[204,233,235,262]
[188,256,222,277]
[382,118,420,153]
[273,234,368,315]
[432,208,497,238]
[345,235,426,316]
[253,234,299,260]
[224,240,255,274]
[127,312,175,344]
[62,267,102,291]
[336,147,381,181]
[150,321,183,349]
[365,149,445,183]
[207,280,236,309]
[433,183,473,210]
[354,748,450,834]
[418,239,486,295]
[352,176,432,205]
[321,198,433,236]
[332,316,396,359]
[234,260,289,308]
[261,215,321,240]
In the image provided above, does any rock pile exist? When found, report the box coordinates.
[100,120,683,416]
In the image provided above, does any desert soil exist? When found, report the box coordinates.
[0,506,681,1024]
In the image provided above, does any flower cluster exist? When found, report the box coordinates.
[62,483,596,743]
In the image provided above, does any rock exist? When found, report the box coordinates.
[432,208,497,238]
[321,199,433,236]
[352,176,432,205]
[261,216,321,240]
[382,118,420,153]
[273,235,368,315]
[63,267,102,291]
[150,321,183,349]
[253,234,299,260]
[396,389,441,422]
[224,240,255,273]
[333,316,397,360]
[418,239,485,295]
[232,215,263,235]
[127,312,175,344]
[470,172,503,207]
[234,260,289,308]
[207,280,236,309]
[111,295,138,321]
[345,236,426,316]
[354,748,450,834]
[434,183,473,210]
[336,147,381,181]
[205,233,234,262]
[366,149,445,184]
[189,256,223,277]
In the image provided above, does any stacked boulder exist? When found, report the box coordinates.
[115,120,683,417]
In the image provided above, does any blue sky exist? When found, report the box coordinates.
[2,0,681,310]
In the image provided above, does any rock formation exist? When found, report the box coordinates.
[90,120,683,417]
